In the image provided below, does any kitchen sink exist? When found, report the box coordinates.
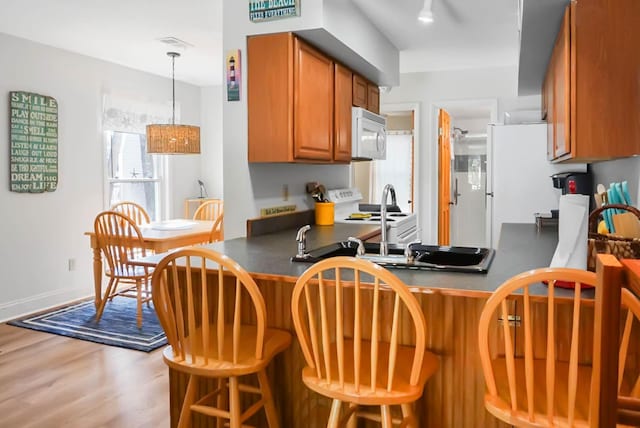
[292,241,495,273]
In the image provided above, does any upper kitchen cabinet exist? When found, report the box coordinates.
[352,74,380,114]
[248,32,352,163]
[545,0,640,162]
[334,63,353,162]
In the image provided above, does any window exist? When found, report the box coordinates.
[104,131,165,221]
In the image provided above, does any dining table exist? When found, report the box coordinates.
[85,219,214,311]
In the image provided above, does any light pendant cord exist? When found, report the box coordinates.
[167,51,180,126]
[172,53,175,125]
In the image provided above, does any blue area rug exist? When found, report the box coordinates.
[8,298,167,352]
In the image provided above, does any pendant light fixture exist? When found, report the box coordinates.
[418,0,434,23]
[146,52,200,154]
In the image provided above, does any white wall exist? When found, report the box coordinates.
[381,68,541,244]
[0,33,207,321]
[200,85,224,199]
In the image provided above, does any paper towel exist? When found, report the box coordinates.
[549,194,589,269]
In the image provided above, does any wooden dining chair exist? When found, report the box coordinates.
[151,247,291,428]
[193,199,223,222]
[478,266,640,427]
[111,200,150,225]
[291,256,439,428]
[94,210,152,328]
[209,212,224,243]
[590,254,640,427]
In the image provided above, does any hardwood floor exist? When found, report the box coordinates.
[0,323,169,428]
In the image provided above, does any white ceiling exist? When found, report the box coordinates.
[0,0,222,87]
[352,0,520,73]
[0,0,521,88]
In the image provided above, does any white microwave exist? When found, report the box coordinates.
[352,107,387,161]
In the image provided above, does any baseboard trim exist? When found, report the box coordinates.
[0,289,92,323]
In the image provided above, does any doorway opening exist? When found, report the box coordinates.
[432,99,497,248]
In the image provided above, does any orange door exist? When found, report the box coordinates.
[438,109,451,245]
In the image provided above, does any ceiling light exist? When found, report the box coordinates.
[146,52,200,154]
[418,0,434,23]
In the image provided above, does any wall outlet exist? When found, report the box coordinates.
[68,258,76,271]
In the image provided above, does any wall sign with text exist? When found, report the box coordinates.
[9,91,59,193]
[249,0,300,22]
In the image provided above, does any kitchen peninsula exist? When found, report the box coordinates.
[138,222,562,428]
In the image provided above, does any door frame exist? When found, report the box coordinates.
[380,102,421,234]
[429,98,498,247]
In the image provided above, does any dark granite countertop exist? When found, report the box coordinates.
[138,222,579,299]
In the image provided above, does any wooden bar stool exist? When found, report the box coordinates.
[291,256,439,428]
[151,248,291,428]
[478,266,640,427]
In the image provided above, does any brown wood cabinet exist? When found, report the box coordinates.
[543,1,640,162]
[334,63,353,162]
[293,37,334,161]
[352,73,380,114]
[367,84,380,114]
[248,32,355,163]
[541,5,570,161]
[352,74,368,109]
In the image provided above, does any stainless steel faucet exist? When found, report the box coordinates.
[295,225,311,258]
[379,184,396,256]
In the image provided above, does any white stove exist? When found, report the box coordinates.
[326,188,418,245]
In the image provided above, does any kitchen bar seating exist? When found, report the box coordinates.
[94,210,153,328]
[291,257,439,428]
[478,266,640,427]
[151,248,292,428]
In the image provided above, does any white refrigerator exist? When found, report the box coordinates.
[487,123,586,248]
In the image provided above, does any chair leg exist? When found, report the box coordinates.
[257,369,280,428]
[216,377,227,428]
[400,403,417,428]
[95,277,116,322]
[136,279,143,328]
[380,405,393,428]
[177,375,197,428]
[228,376,241,428]
[345,403,358,428]
[328,399,342,428]
[109,278,120,301]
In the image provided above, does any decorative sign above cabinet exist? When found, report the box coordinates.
[249,0,300,22]
[9,91,58,193]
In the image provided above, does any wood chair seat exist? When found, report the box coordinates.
[162,325,291,377]
[105,265,151,279]
[302,340,438,406]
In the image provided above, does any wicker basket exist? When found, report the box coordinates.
[587,204,640,271]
